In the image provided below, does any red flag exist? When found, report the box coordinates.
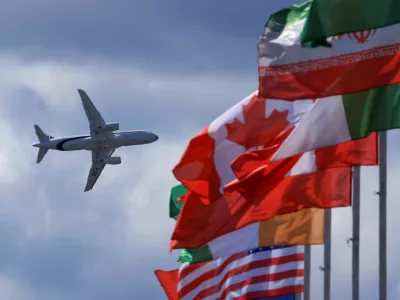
[155,269,179,300]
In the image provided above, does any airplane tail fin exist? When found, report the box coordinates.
[34,125,51,163]
[34,125,51,143]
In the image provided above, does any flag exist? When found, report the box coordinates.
[155,246,301,300]
[171,92,377,249]
[257,1,400,100]
[155,269,179,300]
[177,246,304,300]
[170,185,324,264]
[171,167,357,250]
[173,91,358,203]
[258,295,295,300]
[272,84,400,161]
[170,185,185,220]
[300,0,400,47]
[224,138,377,207]
[171,92,377,250]
[161,187,301,299]
[178,208,323,265]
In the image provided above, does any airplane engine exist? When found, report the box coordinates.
[103,156,121,165]
[103,122,119,131]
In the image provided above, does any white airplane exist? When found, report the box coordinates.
[32,89,158,192]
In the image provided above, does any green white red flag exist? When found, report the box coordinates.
[272,84,400,161]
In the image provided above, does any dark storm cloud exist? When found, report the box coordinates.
[0,0,302,72]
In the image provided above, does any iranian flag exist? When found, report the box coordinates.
[300,0,400,47]
[171,184,323,265]
[171,91,377,249]
[258,0,400,100]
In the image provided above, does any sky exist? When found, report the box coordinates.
[0,0,399,299]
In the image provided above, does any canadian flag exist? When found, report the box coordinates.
[171,91,377,250]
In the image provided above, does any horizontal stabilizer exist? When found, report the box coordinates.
[36,148,48,163]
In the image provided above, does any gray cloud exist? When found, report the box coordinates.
[0,0,302,72]
[2,57,400,300]
[0,54,256,299]
[0,0,399,299]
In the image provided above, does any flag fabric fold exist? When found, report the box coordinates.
[272,85,400,161]
[258,0,400,100]
[156,246,301,300]
[227,132,377,199]
[170,92,377,250]
[170,185,186,221]
[171,167,352,250]
[177,246,304,300]
[177,208,324,265]
[155,269,179,300]
[173,91,311,205]
[170,185,324,265]
[158,188,304,299]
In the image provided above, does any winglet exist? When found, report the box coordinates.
[77,89,87,98]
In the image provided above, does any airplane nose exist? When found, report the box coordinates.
[153,134,159,141]
[32,142,39,147]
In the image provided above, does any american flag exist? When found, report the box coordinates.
[177,245,304,300]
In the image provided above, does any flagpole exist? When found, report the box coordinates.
[323,208,331,300]
[379,131,387,300]
[303,245,311,300]
[352,166,361,300]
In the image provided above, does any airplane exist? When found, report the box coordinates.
[32,89,158,192]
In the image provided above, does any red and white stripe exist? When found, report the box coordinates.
[177,246,304,300]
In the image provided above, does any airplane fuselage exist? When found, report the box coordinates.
[33,88,160,192]
[33,130,158,151]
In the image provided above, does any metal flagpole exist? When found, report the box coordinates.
[352,166,361,300]
[323,208,332,300]
[303,245,311,300]
[379,131,387,300]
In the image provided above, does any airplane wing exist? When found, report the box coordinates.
[77,89,113,138]
[84,149,115,192]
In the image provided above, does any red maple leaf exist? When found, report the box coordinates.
[225,95,291,149]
